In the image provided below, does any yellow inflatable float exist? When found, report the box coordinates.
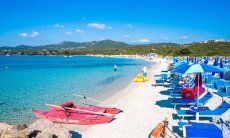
[134,74,148,82]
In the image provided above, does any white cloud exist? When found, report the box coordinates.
[31,31,39,37]
[54,23,64,28]
[87,23,106,29]
[125,24,133,28]
[162,37,168,40]
[65,31,72,35]
[100,37,105,40]
[181,36,188,39]
[123,34,130,38]
[137,38,150,43]
[19,33,29,37]
[76,29,85,33]
[19,31,39,37]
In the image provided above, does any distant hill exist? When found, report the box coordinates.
[0,40,229,56]
[141,42,180,47]
[0,40,131,50]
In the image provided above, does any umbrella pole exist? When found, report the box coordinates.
[196,73,200,122]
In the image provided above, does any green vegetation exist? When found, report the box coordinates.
[0,40,230,57]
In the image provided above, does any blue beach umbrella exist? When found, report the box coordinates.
[187,57,190,62]
[219,59,224,79]
[173,61,187,69]
[173,63,225,74]
[212,59,218,75]
[191,58,194,63]
[172,63,225,122]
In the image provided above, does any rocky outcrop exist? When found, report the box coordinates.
[29,120,71,138]
[0,123,29,138]
[0,120,80,138]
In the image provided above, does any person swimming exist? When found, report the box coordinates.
[114,65,118,72]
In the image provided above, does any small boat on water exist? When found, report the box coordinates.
[32,110,114,125]
[48,101,122,114]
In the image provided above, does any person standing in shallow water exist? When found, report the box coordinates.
[142,65,148,77]
[114,65,118,72]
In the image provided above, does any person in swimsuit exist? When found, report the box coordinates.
[114,64,118,72]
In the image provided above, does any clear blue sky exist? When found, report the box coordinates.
[0,0,229,46]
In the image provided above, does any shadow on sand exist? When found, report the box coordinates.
[159,90,170,96]
[69,131,82,138]
[172,126,183,137]
[155,99,173,108]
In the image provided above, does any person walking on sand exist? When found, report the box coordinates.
[142,65,148,77]
[114,64,118,72]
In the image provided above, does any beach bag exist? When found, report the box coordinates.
[181,88,195,100]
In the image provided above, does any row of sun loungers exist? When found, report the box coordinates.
[155,57,230,137]
[176,101,230,119]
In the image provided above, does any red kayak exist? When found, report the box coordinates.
[48,101,121,114]
[32,110,114,125]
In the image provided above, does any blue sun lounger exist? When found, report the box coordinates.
[183,123,223,138]
[217,91,230,98]
[217,85,230,97]
[171,92,213,109]
[176,101,230,119]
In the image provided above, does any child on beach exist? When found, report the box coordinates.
[142,65,147,77]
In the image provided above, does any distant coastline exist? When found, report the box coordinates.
[0,40,229,57]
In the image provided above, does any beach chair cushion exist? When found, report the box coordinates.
[184,123,223,138]
[178,122,189,130]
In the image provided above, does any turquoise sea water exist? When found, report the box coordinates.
[0,56,149,124]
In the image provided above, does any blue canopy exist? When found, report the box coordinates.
[212,58,219,75]
[219,59,224,79]
[173,57,180,63]
[204,59,209,64]
[185,123,223,138]
[172,63,225,74]
[173,61,187,69]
